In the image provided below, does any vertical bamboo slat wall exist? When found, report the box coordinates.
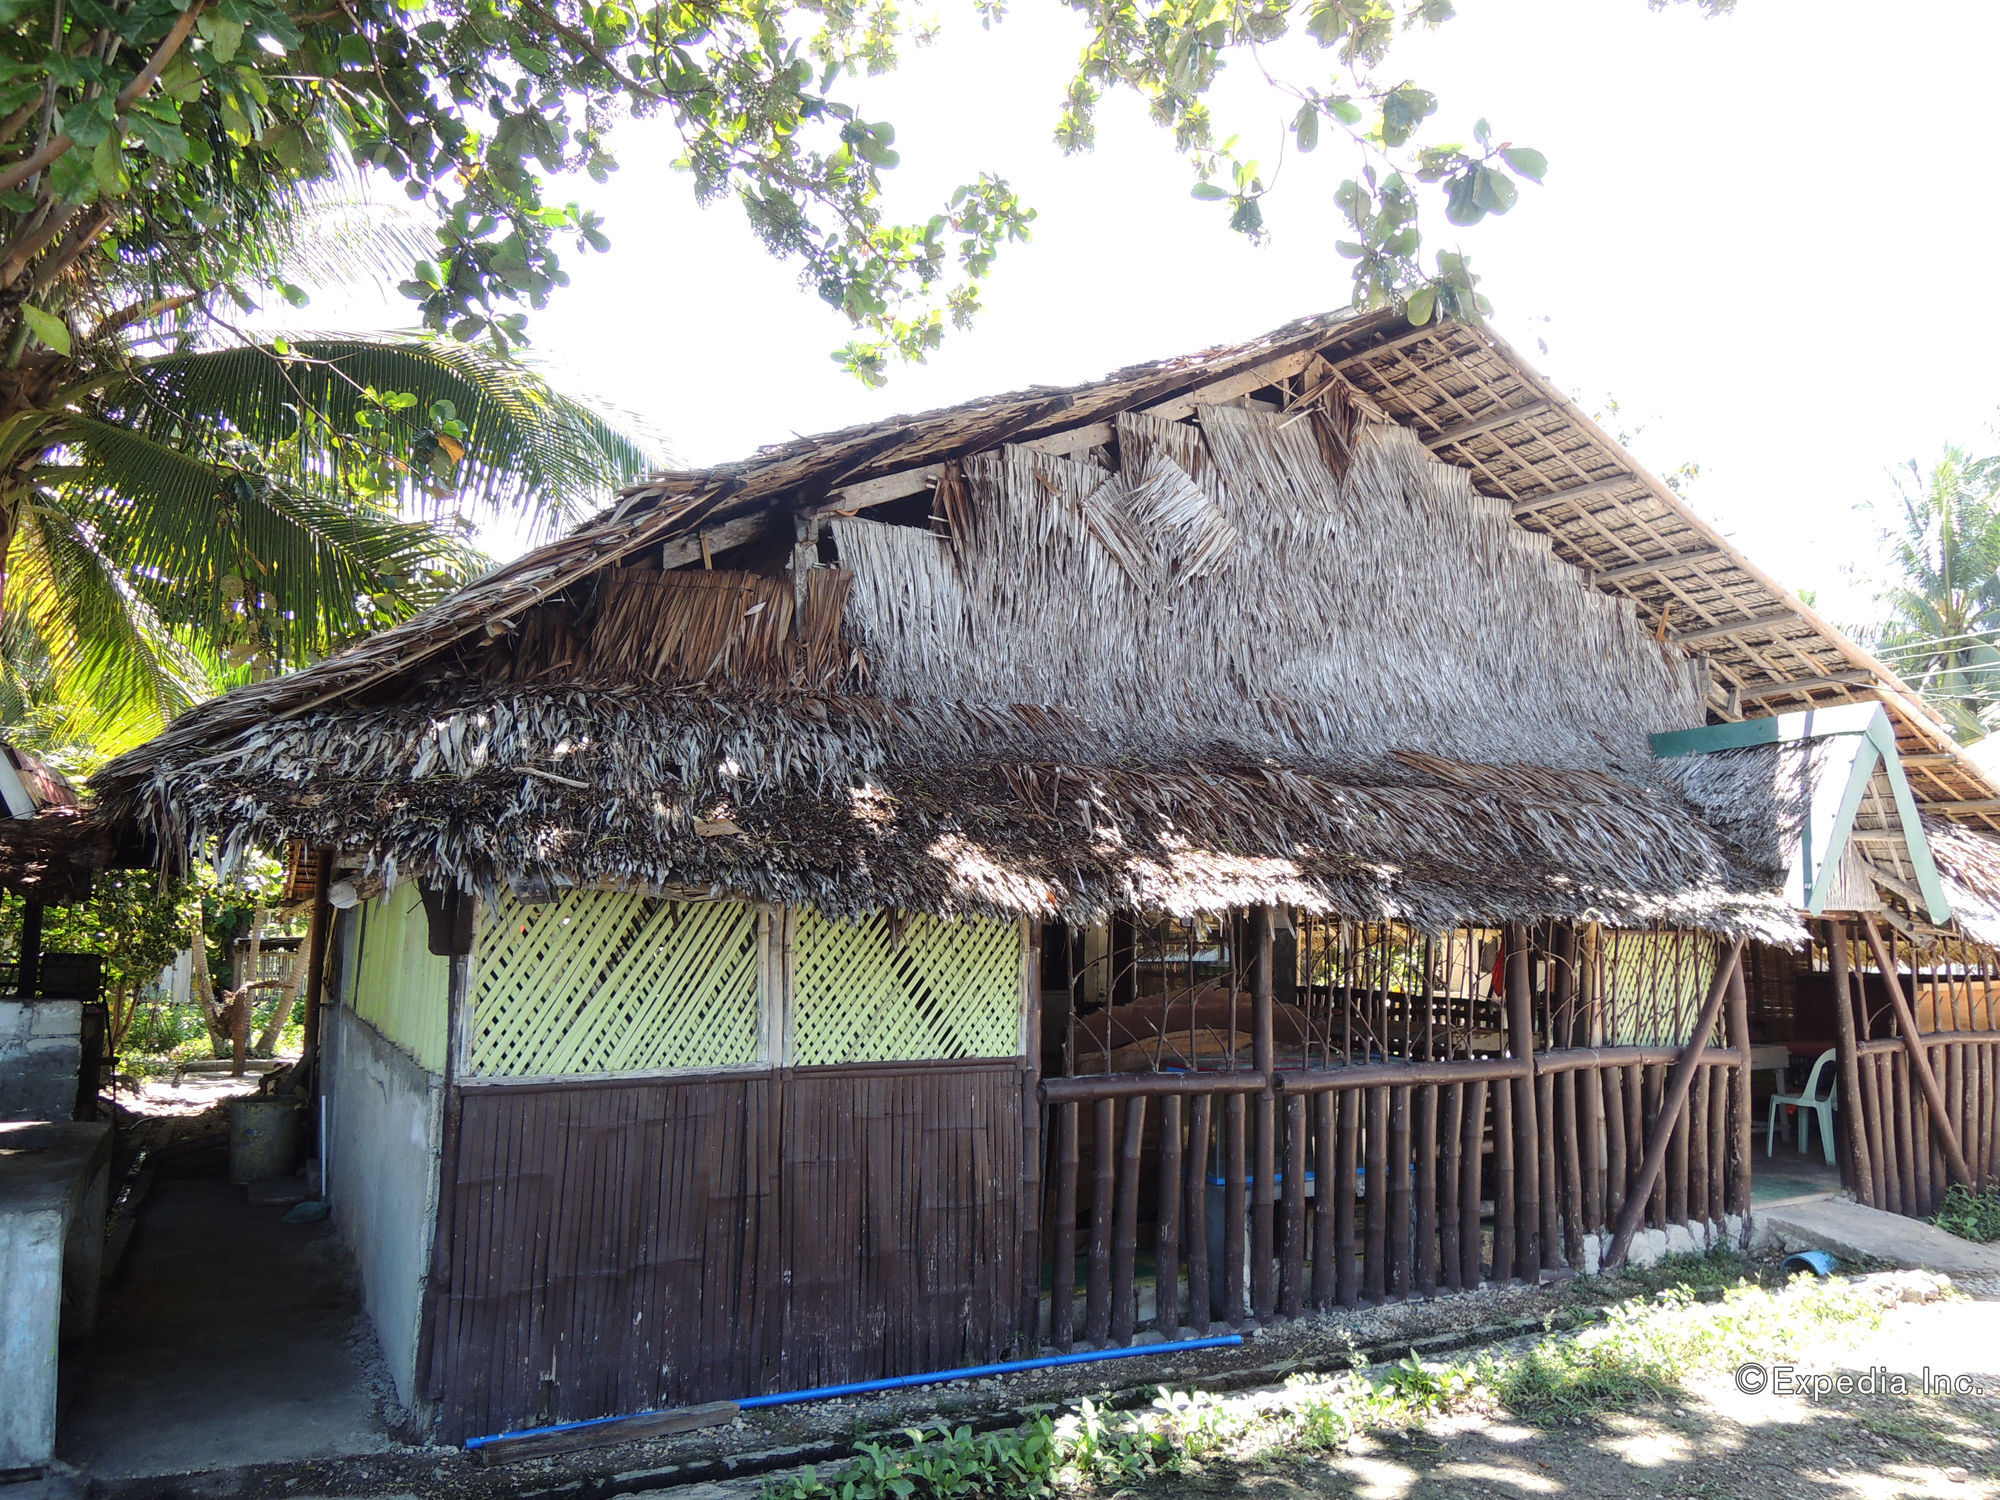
[426,1062,1024,1442]
[1813,919,2000,1220]
[1033,1045,1750,1344]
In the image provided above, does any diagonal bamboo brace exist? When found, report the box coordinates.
[1859,915,1974,1192]
[1601,938,1745,1274]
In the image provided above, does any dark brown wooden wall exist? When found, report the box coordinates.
[422,1061,1023,1442]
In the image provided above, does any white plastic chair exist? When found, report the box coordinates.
[1765,1048,1839,1165]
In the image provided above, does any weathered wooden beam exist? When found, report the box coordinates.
[1591,546,1723,587]
[660,514,766,569]
[1900,753,1962,767]
[1859,914,1975,1191]
[1735,669,1877,703]
[1670,608,1804,649]
[1423,397,1557,450]
[1601,940,1745,1273]
[1509,473,1639,518]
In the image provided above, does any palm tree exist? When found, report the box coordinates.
[0,185,655,748]
[1872,446,2000,740]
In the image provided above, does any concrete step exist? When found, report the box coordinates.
[1753,1194,2000,1280]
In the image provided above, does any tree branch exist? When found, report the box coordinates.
[0,1,208,199]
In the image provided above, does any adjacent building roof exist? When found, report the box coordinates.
[86,307,2000,938]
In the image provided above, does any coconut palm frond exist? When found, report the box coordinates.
[57,414,483,671]
[109,336,659,539]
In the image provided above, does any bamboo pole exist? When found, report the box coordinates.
[1503,924,1541,1275]
[1824,919,1874,1206]
[1860,916,1974,1191]
[1601,940,1744,1274]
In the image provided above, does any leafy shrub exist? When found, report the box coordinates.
[762,1419,1058,1500]
[1931,1184,2000,1243]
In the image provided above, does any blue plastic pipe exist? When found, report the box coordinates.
[736,1334,1245,1409]
[465,1334,1245,1449]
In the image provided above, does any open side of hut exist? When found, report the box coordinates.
[89,307,2000,1443]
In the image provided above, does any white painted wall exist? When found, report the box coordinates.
[323,1004,441,1412]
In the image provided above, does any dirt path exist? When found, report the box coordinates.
[1148,1295,2000,1500]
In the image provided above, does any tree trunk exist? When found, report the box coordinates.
[253,944,305,1056]
[189,902,228,1055]
[231,907,266,1076]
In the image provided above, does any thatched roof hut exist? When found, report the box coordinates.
[84,307,1889,941]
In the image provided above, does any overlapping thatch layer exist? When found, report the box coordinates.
[98,402,1799,938]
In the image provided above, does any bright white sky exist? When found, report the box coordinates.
[326,0,2000,638]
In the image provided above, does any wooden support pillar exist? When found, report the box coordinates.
[1602,939,1745,1273]
[1249,905,1276,1319]
[1110,911,1136,1008]
[1860,915,1974,1191]
[1503,924,1541,1276]
[1824,920,1874,1208]
[16,897,42,995]
[1020,921,1045,1345]
[1727,951,1753,1220]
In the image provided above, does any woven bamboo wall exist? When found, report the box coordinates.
[468,891,763,1076]
[792,908,1023,1065]
[352,886,449,1071]
[425,1062,1024,1441]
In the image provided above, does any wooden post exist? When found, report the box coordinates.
[1336,1089,1360,1307]
[1503,925,1541,1276]
[16,897,42,996]
[297,851,336,1095]
[1556,1068,1582,1262]
[1727,956,1752,1220]
[1416,1083,1439,1296]
[1224,1091,1247,1327]
[1020,922,1045,1344]
[1250,906,1276,1320]
[1311,1090,1335,1309]
[1280,1092,1306,1318]
[1156,1093,1182,1336]
[1185,1093,1211,1336]
[1492,1072,1514,1283]
[1088,1097,1115,1343]
[1389,1085,1413,1299]
[1365,1085,1389,1302]
[1440,1082,1464,1288]
[1460,1079,1486,1287]
[1601,939,1743,1273]
[1860,916,1974,1191]
[1603,1066,1627,1221]
[1053,1102,1078,1350]
[1112,1095,1146,1344]
[1824,919,1874,1207]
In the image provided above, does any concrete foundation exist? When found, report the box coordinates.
[0,1121,110,1472]
[324,1004,442,1412]
[0,1001,82,1122]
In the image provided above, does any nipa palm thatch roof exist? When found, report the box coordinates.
[94,306,2000,940]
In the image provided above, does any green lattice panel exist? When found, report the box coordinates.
[352,886,449,1071]
[1606,933,1720,1048]
[469,891,762,1076]
[792,908,1022,1065]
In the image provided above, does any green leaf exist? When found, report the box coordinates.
[1405,287,1436,326]
[1190,182,1228,200]
[1294,102,1319,153]
[21,304,69,355]
[91,133,126,195]
[1500,145,1548,182]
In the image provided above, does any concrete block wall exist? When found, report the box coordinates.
[0,1000,82,1121]
[324,1004,443,1413]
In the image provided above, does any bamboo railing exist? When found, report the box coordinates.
[1029,1044,1749,1347]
